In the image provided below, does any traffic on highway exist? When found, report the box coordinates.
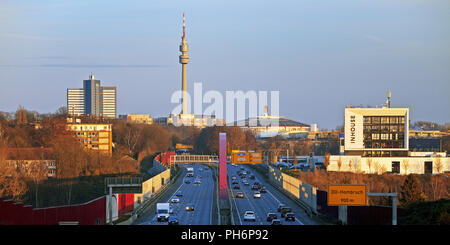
[228,163,318,225]
[136,164,215,225]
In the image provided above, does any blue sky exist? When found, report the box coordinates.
[0,0,449,129]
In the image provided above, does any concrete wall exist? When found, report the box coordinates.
[134,168,170,209]
[268,166,317,214]
[328,155,450,174]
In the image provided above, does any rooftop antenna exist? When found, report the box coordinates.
[183,13,186,38]
[387,91,391,108]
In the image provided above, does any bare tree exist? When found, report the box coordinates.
[337,157,342,172]
[367,158,373,174]
[28,161,48,208]
[401,159,410,175]
[374,161,381,174]
[123,125,143,155]
[434,157,443,174]
[324,153,330,169]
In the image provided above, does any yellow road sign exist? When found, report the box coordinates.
[328,185,367,206]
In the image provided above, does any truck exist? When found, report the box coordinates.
[186,167,194,177]
[156,203,170,222]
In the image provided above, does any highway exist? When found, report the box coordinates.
[134,164,216,225]
[228,163,319,225]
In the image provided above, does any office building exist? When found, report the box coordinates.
[67,74,117,118]
[343,106,409,157]
[327,93,449,175]
[101,86,117,118]
[67,88,85,116]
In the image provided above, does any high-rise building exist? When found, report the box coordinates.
[83,74,102,117]
[67,74,116,118]
[101,86,117,118]
[67,88,85,116]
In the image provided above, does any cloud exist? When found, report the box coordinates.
[0,33,51,41]
[0,64,170,68]
[364,34,386,44]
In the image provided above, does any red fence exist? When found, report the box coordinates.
[0,196,106,225]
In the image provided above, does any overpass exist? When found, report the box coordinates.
[170,154,219,165]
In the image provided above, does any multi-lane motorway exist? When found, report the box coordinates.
[134,164,216,225]
[135,163,319,225]
[228,163,318,225]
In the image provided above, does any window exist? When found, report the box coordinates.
[372,133,379,140]
[364,117,371,124]
[381,134,389,140]
[390,125,398,132]
[381,117,389,124]
[372,117,380,123]
[392,161,400,174]
[424,162,433,174]
[390,117,398,124]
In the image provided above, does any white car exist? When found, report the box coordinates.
[244,211,256,222]
[171,197,180,203]
[253,191,261,199]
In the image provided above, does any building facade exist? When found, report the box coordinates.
[120,114,153,124]
[67,74,117,118]
[67,88,85,116]
[66,123,112,154]
[101,86,117,118]
[327,105,449,175]
[344,107,409,157]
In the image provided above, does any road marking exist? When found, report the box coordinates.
[228,166,242,225]
[256,171,304,225]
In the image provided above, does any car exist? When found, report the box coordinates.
[168,216,179,225]
[232,176,237,180]
[249,175,255,180]
[235,192,244,198]
[285,213,295,221]
[271,219,282,225]
[233,184,240,189]
[194,178,201,184]
[176,191,182,197]
[251,184,260,190]
[243,181,250,186]
[280,207,293,217]
[232,180,239,185]
[169,205,174,214]
[260,187,267,193]
[185,203,195,211]
[277,203,286,212]
[243,211,256,222]
[199,167,203,171]
[184,178,191,184]
[253,191,261,199]
[171,197,180,203]
[266,213,277,222]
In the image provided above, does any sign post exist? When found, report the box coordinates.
[328,185,397,225]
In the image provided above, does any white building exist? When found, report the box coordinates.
[101,86,117,118]
[67,88,85,116]
[328,105,449,175]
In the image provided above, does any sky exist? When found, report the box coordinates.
[0,0,449,129]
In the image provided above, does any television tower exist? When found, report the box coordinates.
[179,13,190,115]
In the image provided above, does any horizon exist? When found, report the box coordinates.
[1,0,449,129]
